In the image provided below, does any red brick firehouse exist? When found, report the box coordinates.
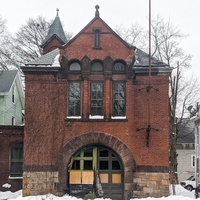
[21,6,171,200]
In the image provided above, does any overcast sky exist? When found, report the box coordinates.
[1,0,200,77]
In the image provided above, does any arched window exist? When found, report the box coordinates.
[113,61,126,72]
[91,61,103,72]
[69,62,81,71]
[94,29,100,48]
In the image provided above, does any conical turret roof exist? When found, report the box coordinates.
[41,9,67,47]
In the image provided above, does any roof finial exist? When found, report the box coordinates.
[56,8,59,17]
[95,5,100,17]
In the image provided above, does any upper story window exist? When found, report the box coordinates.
[69,61,81,71]
[68,82,81,117]
[112,82,126,117]
[10,142,23,178]
[91,61,103,72]
[12,85,15,103]
[90,82,103,116]
[113,61,126,73]
[12,116,15,125]
[94,29,100,48]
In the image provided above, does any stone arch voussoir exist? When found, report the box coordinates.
[58,132,136,200]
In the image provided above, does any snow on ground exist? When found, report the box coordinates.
[0,185,196,200]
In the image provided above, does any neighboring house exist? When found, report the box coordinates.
[193,108,200,189]
[0,126,24,192]
[0,70,24,192]
[176,119,195,182]
[21,7,172,200]
[0,70,24,125]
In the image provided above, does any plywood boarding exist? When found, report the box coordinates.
[69,171,81,184]
[112,174,121,183]
[100,173,108,183]
[82,171,94,184]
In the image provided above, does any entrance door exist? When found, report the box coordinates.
[68,145,123,200]
[98,147,123,200]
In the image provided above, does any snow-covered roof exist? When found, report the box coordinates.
[25,48,60,67]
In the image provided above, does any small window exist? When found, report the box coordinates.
[68,82,81,117]
[69,62,81,71]
[12,85,15,103]
[10,143,23,177]
[113,62,126,72]
[91,61,103,72]
[94,29,100,48]
[112,82,126,116]
[90,82,103,116]
[191,155,195,168]
[12,116,15,125]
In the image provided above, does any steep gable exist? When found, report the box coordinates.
[60,6,134,63]
[41,9,67,54]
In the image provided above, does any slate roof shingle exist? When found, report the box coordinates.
[0,70,18,94]
[41,12,67,47]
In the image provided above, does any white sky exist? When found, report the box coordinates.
[1,0,200,77]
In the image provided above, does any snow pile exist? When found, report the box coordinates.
[0,185,196,200]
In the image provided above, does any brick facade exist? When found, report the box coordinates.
[22,11,171,200]
[0,126,24,192]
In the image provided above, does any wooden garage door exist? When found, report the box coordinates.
[69,146,123,200]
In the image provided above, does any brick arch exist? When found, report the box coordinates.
[58,132,136,200]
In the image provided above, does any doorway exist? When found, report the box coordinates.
[68,145,124,200]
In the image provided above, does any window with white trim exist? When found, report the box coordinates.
[12,85,15,103]
[90,82,103,116]
[10,143,23,177]
[68,82,81,117]
[112,82,126,117]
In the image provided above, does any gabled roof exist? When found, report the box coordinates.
[25,48,60,66]
[134,48,168,68]
[41,9,67,48]
[61,6,132,50]
[0,70,18,95]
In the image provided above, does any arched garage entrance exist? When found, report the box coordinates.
[68,145,123,200]
[58,132,136,200]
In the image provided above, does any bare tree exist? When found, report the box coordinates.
[11,16,73,67]
[0,16,13,70]
[115,23,147,50]
[10,16,51,66]
[116,15,199,189]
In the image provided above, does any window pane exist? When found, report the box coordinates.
[91,62,103,72]
[99,161,108,170]
[10,143,23,177]
[113,62,125,72]
[69,62,81,71]
[94,29,100,48]
[68,82,81,116]
[112,161,121,170]
[10,162,23,176]
[84,148,93,157]
[72,160,80,170]
[91,83,103,115]
[113,82,125,116]
[84,161,93,170]
[99,149,108,157]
